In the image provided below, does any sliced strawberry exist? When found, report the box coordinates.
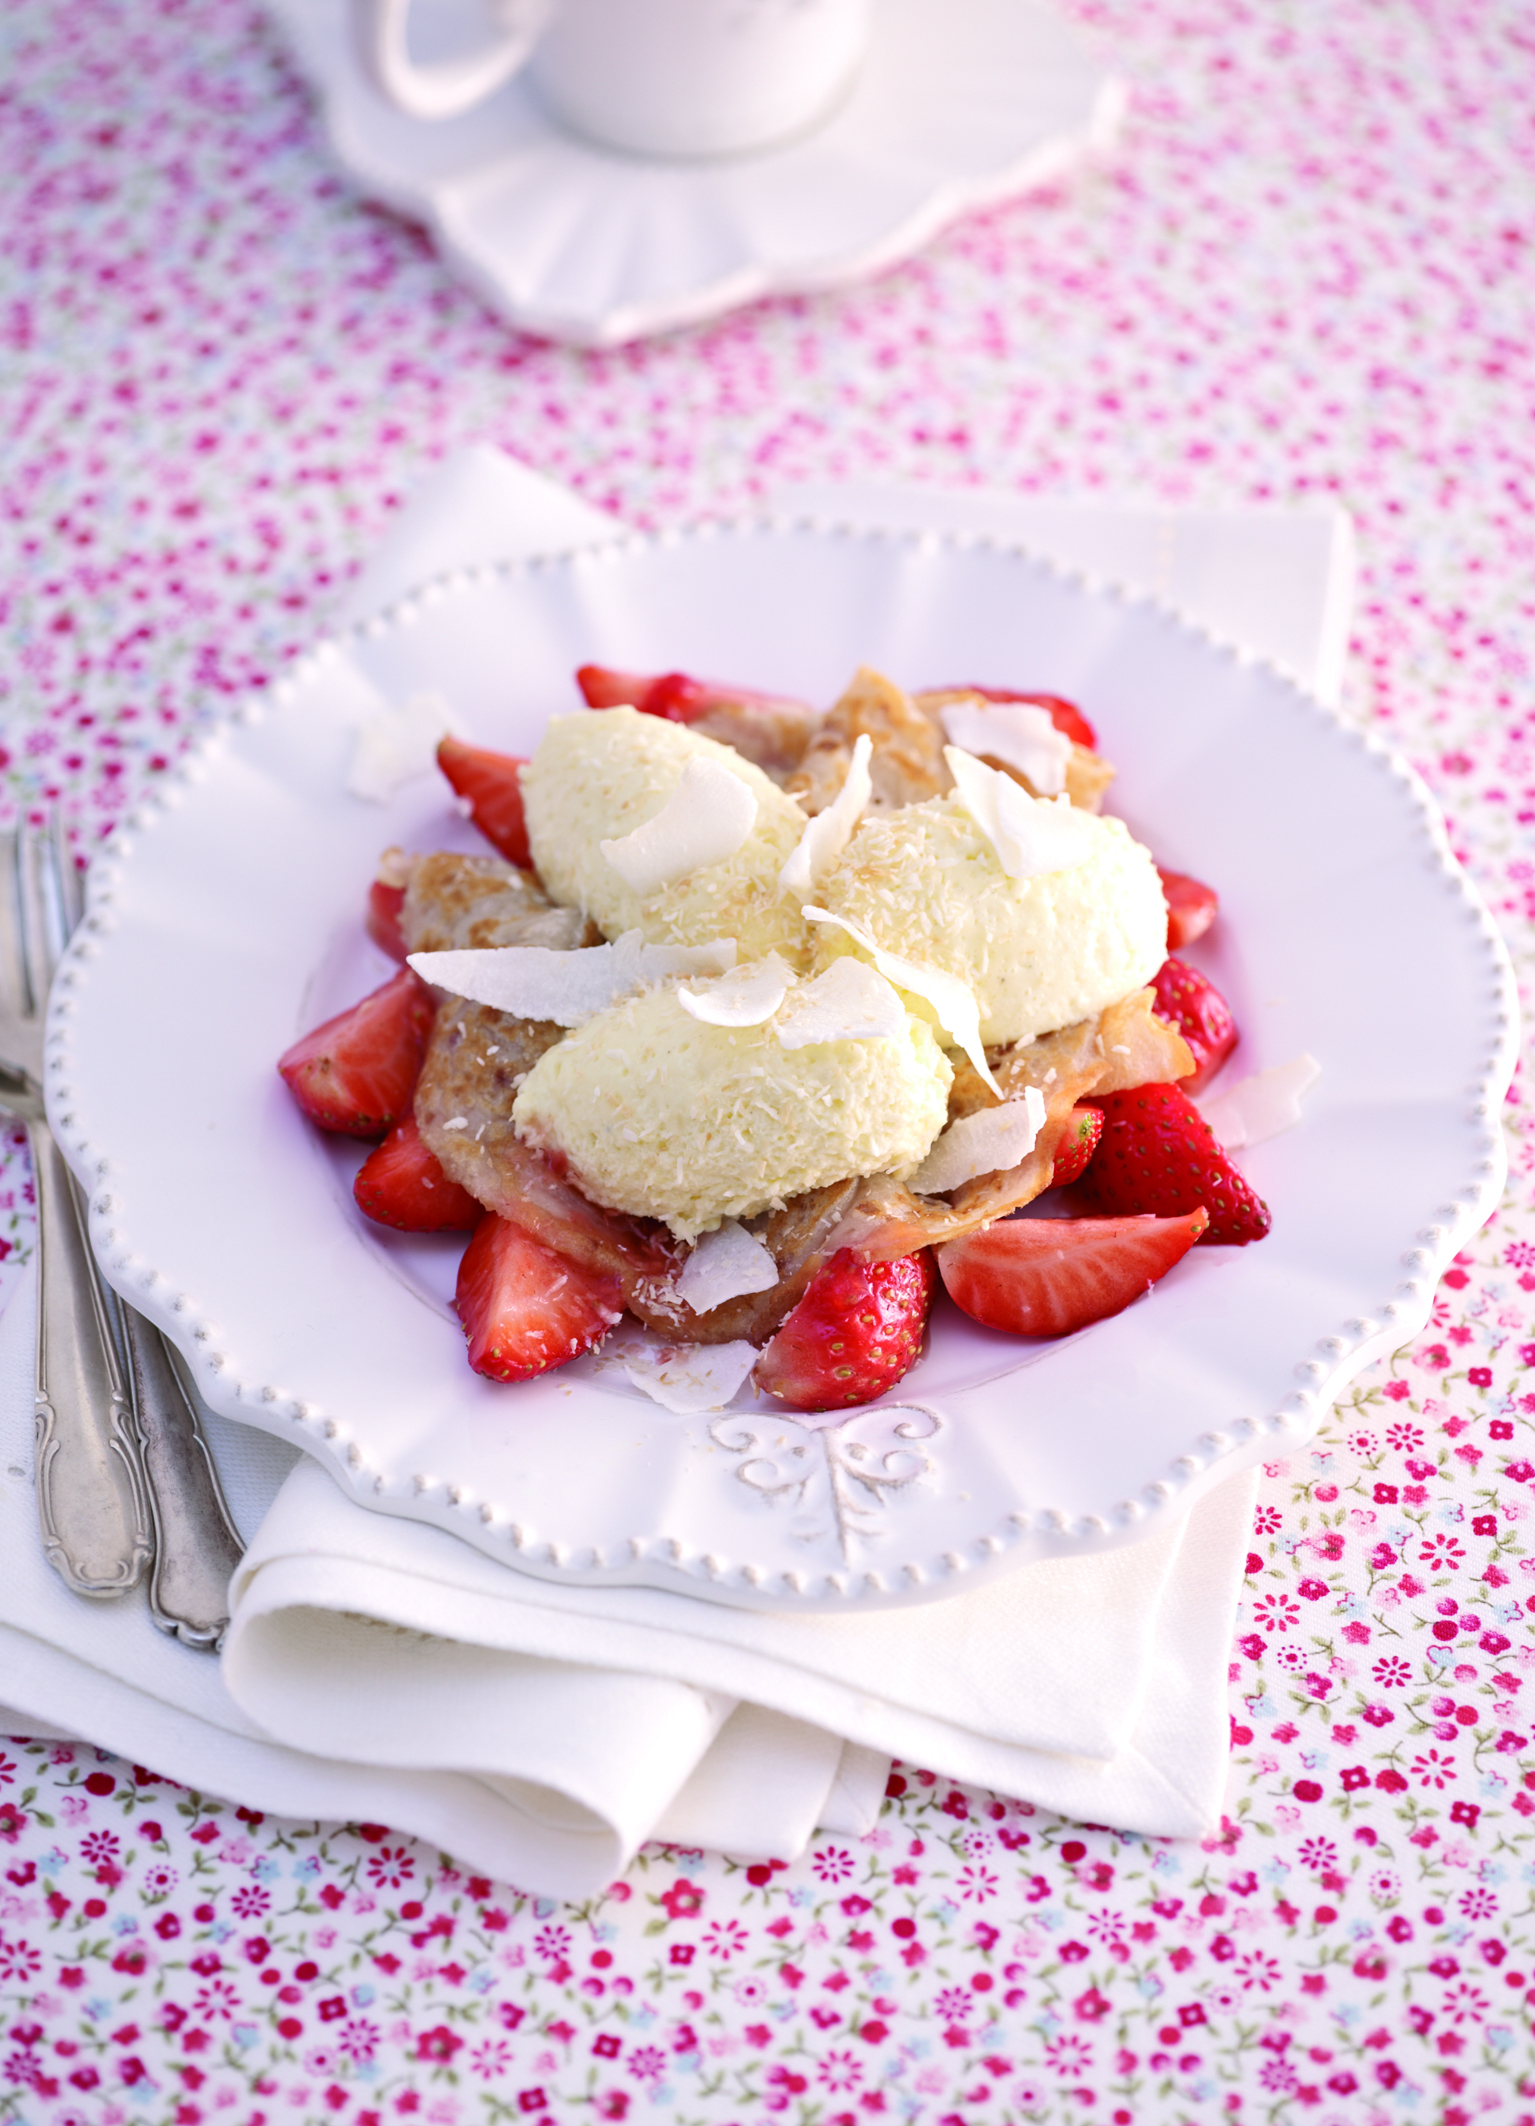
[1050,1103,1104,1188]
[935,685,1097,752]
[1158,866,1219,950]
[577,664,716,721]
[1075,1083,1271,1245]
[354,1113,482,1231]
[755,1248,934,1414]
[436,736,531,868]
[1150,956,1238,1095]
[278,969,434,1138]
[937,1207,1208,1338]
[366,878,408,963]
[455,1211,623,1383]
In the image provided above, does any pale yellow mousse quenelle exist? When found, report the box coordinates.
[411,699,1169,1245]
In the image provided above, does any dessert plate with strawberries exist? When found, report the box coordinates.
[45,523,1517,1611]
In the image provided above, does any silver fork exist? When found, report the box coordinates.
[0,815,152,1596]
[4,817,246,1645]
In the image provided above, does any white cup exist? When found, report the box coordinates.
[359,0,874,157]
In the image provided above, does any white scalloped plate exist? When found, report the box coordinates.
[261,0,1120,347]
[46,523,1517,1611]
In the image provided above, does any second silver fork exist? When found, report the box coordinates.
[7,817,245,1645]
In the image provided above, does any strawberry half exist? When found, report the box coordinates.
[354,1113,482,1232]
[278,969,434,1138]
[937,1208,1208,1338]
[1050,1103,1104,1188]
[1150,956,1238,1095]
[1075,1083,1271,1245]
[1158,867,1219,951]
[935,685,1097,752]
[755,1248,934,1414]
[436,736,532,868]
[366,877,408,963]
[455,1211,623,1383]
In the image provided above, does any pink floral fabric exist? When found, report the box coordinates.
[3,0,1535,2118]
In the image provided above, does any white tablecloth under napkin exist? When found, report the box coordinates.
[0,449,1350,1899]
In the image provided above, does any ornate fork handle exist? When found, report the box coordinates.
[31,1118,154,1596]
[122,1307,245,1650]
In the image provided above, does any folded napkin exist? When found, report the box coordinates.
[0,450,1343,1900]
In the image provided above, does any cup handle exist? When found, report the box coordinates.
[358,0,551,119]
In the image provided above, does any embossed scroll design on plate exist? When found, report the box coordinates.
[709,1403,942,1561]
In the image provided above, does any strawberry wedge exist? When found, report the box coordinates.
[937,1209,1208,1338]
[1150,956,1238,1095]
[576,664,794,724]
[455,1212,623,1383]
[366,877,408,963]
[1158,866,1219,950]
[755,1248,934,1413]
[436,736,532,868]
[1050,1104,1104,1188]
[1076,1083,1271,1244]
[278,968,434,1138]
[354,1113,482,1232]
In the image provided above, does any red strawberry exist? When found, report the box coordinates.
[1050,1103,1104,1188]
[1075,1083,1271,1245]
[1158,867,1219,950]
[576,663,717,721]
[755,1248,934,1413]
[937,1208,1208,1338]
[366,877,408,962]
[1150,956,1238,1094]
[278,969,434,1138]
[436,736,531,868]
[455,1212,623,1383]
[354,1113,482,1231]
[935,685,1097,752]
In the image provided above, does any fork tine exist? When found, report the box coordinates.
[0,828,26,1034]
[50,812,84,940]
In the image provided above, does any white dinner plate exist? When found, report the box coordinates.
[47,523,1516,1610]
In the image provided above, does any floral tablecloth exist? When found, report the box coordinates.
[3,2,1535,2120]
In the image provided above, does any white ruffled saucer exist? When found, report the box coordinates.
[263,0,1122,347]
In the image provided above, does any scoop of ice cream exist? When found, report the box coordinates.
[817,794,1166,1047]
[512,976,953,1241]
[523,708,814,967]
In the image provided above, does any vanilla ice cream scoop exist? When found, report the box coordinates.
[523,708,815,967]
[817,793,1167,1048]
[512,977,952,1241]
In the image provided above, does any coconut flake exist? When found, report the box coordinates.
[908,1086,1047,1195]
[612,1333,759,1414]
[945,747,1094,879]
[775,957,907,1050]
[1200,1053,1321,1151]
[940,700,1072,797]
[802,905,999,1096]
[674,1221,781,1312]
[407,928,736,1025]
[599,756,758,896]
[779,732,873,899]
[348,690,456,803]
[678,953,796,1029]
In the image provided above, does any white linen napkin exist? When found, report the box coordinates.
[0,449,1341,1899]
